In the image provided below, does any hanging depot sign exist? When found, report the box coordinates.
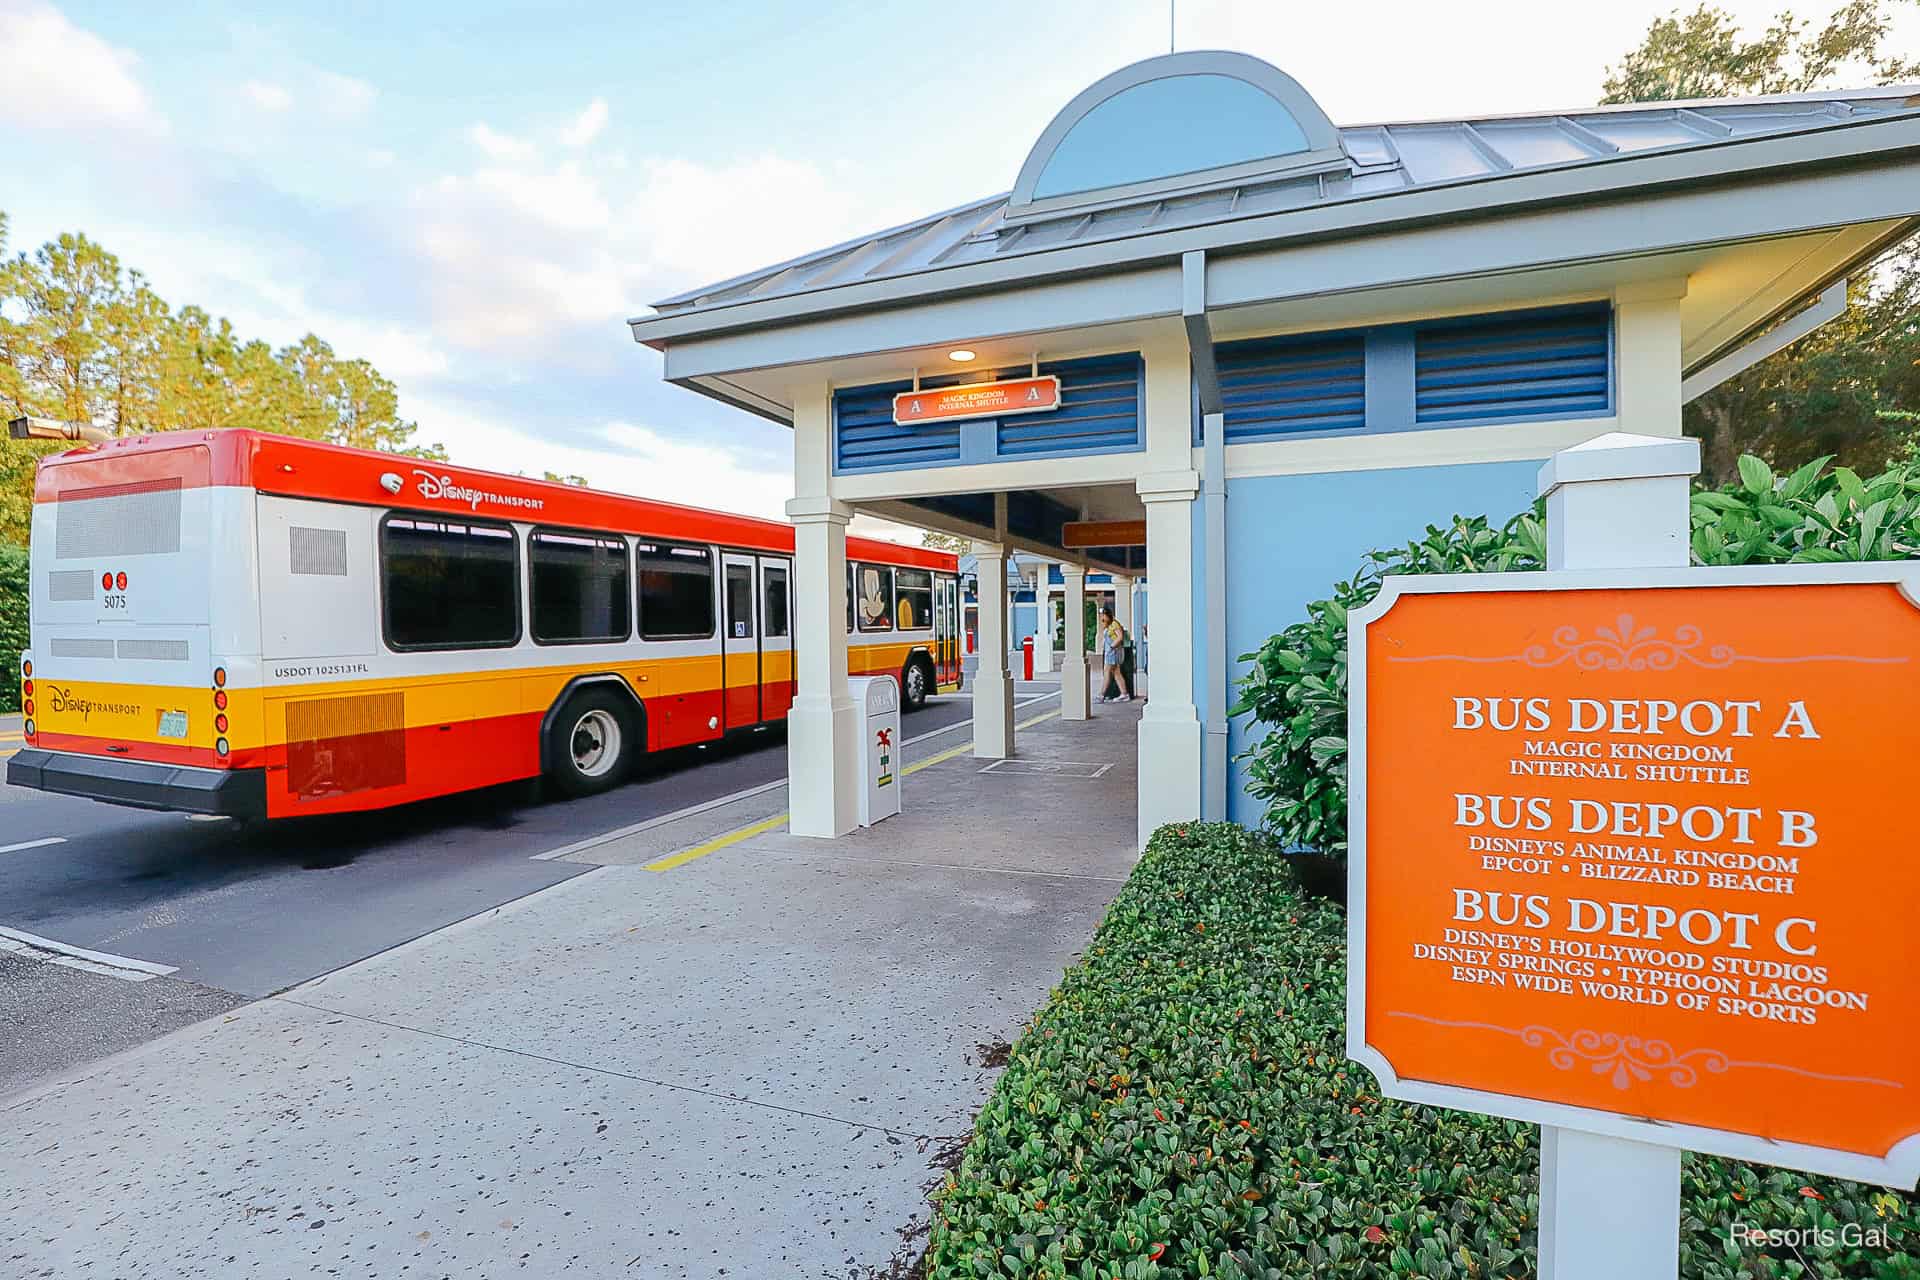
[1347,563,1920,1187]
[892,375,1060,426]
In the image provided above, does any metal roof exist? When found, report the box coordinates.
[647,87,1920,320]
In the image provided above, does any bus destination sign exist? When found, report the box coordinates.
[892,375,1060,426]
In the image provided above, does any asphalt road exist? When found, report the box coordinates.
[0,691,990,1097]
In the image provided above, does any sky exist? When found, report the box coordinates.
[2,0,1912,540]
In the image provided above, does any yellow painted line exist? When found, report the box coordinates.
[646,709,1062,874]
[645,813,788,873]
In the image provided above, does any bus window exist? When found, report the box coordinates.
[725,562,754,639]
[530,529,629,644]
[381,515,519,651]
[846,562,854,633]
[855,563,892,631]
[894,567,932,632]
[763,565,790,638]
[636,541,714,639]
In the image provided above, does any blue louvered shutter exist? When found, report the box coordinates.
[1216,332,1366,443]
[833,382,963,472]
[1414,306,1611,425]
[995,354,1142,457]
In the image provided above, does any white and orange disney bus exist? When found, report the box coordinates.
[7,429,962,820]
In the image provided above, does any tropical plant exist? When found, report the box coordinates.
[1232,456,1920,862]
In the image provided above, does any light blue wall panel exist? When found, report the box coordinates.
[1221,459,1544,827]
[1013,603,1038,644]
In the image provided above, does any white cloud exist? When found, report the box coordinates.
[560,97,609,147]
[467,122,536,160]
[397,139,897,367]
[315,69,375,118]
[0,1,161,134]
[368,148,396,168]
[242,79,292,112]
[626,153,907,287]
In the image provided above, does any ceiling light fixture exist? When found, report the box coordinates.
[947,348,976,362]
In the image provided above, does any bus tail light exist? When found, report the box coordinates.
[22,698,33,717]
[20,659,30,678]
[213,666,227,688]
[21,679,31,697]
[215,738,230,758]
[101,571,113,590]
[22,719,33,738]
[213,689,228,711]
[115,571,128,590]
[215,714,228,734]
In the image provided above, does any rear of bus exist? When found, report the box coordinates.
[8,434,263,816]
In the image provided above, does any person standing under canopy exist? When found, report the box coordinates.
[1098,605,1134,702]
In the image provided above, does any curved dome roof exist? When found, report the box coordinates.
[1009,51,1347,218]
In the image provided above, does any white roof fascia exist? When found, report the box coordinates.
[628,111,1920,349]
[655,159,1918,388]
[660,266,1184,384]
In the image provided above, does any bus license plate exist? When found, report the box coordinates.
[157,710,189,740]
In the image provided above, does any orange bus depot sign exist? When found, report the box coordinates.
[1349,564,1920,1185]
[892,375,1060,426]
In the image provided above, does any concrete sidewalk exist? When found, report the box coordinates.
[1,694,1143,1278]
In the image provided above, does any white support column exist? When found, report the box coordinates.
[1113,575,1133,634]
[1060,564,1089,720]
[1613,278,1687,439]
[1134,330,1202,847]
[972,540,1016,758]
[1032,568,1054,675]
[1535,430,1699,1280]
[785,384,858,839]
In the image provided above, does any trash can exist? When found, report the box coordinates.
[848,675,901,826]
[1022,635,1034,680]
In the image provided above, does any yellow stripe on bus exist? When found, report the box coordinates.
[24,640,925,752]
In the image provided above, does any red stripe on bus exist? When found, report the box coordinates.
[29,730,225,768]
[33,429,958,570]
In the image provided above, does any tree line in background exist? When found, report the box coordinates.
[0,209,441,547]
[1607,1,1920,484]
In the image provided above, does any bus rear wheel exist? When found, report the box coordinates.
[900,657,933,712]
[546,690,635,797]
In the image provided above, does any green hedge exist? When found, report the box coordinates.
[1231,454,1920,862]
[0,542,24,713]
[925,824,1915,1278]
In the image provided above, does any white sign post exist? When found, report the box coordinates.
[1534,433,1696,1278]
[1348,431,1920,1278]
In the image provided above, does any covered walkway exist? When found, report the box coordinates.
[629,50,1920,848]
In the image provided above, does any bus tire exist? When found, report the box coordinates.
[545,688,635,797]
[900,655,934,712]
